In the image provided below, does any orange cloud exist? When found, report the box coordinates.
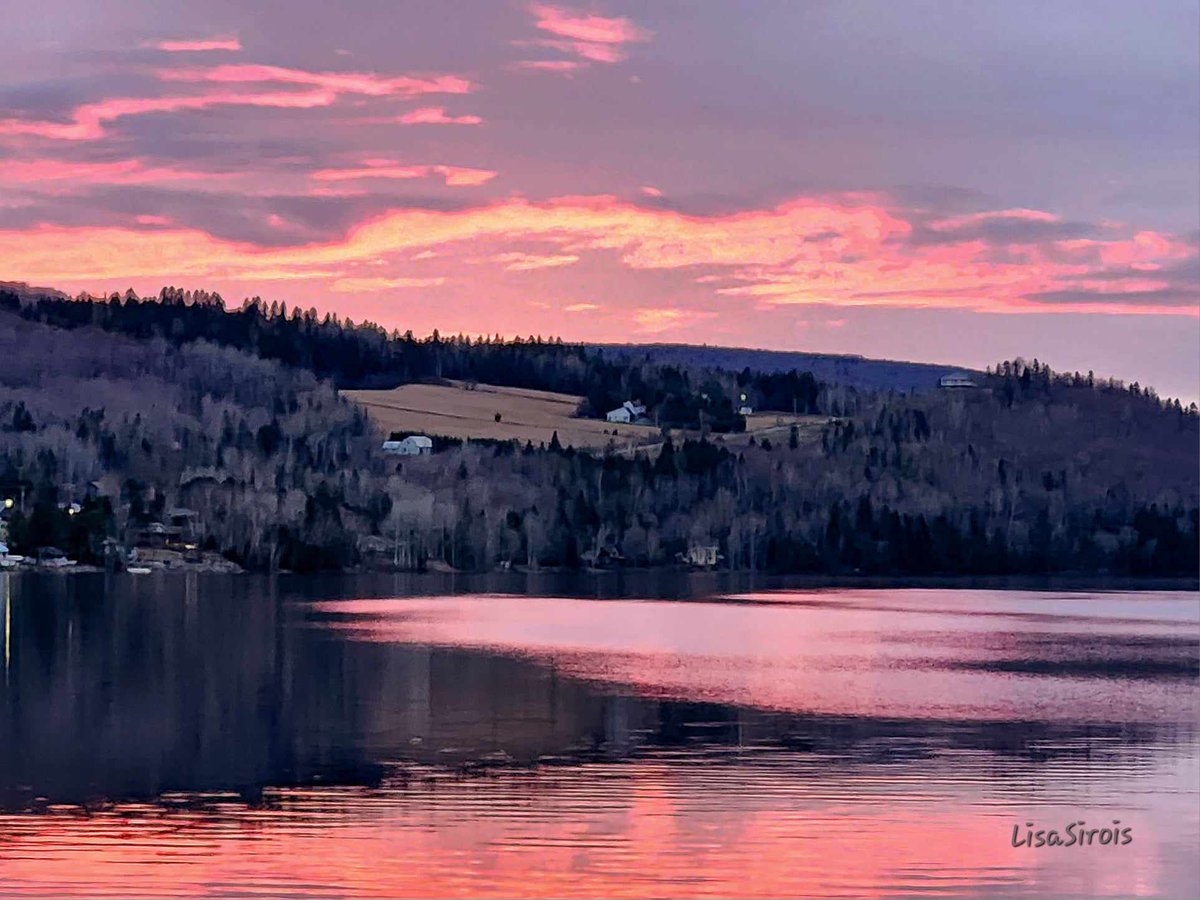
[145,35,241,52]
[329,276,447,292]
[633,308,717,333]
[0,194,1192,320]
[490,252,580,271]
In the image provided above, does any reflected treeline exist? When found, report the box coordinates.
[1,573,1194,809]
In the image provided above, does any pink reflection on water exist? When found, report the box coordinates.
[310,590,1200,723]
[1,755,1191,898]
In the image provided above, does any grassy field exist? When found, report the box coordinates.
[344,381,663,450]
[345,381,831,453]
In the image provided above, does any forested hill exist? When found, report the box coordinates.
[2,287,830,432]
[0,286,1196,578]
[593,343,972,392]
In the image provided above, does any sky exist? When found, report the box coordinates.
[1,1,1197,398]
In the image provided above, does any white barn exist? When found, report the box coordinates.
[605,400,647,424]
[382,435,433,456]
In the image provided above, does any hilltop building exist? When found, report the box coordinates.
[606,401,647,424]
[382,435,433,456]
[939,372,979,389]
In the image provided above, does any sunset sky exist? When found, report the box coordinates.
[2,1,1197,397]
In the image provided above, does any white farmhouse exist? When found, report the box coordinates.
[938,372,979,389]
[605,400,647,424]
[382,435,434,456]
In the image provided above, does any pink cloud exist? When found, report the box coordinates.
[530,38,626,63]
[0,88,337,140]
[529,4,650,44]
[145,35,242,52]
[434,165,498,187]
[0,158,217,185]
[330,276,447,292]
[159,63,472,97]
[310,161,497,186]
[633,308,716,333]
[396,106,483,125]
[514,60,587,74]
[0,193,1192,321]
[490,252,580,271]
[521,3,651,69]
[0,60,473,141]
[640,186,663,198]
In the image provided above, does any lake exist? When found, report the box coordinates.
[0,573,1197,898]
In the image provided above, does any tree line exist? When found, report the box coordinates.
[0,289,1196,577]
[3,288,835,432]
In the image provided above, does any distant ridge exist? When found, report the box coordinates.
[591,343,977,392]
[0,281,69,302]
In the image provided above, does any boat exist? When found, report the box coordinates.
[126,566,153,575]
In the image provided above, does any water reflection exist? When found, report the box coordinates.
[0,573,1197,898]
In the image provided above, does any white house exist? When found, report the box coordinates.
[682,544,721,568]
[738,405,754,416]
[938,371,979,389]
[382,435,434,456]
[605,400,647,424]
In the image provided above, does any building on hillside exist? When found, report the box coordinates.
[137,521,182,550]
[37,546,74,567]
[165,508,201,543]
[680,544,721,568]
[939,371,980,389]
[606,401,647,424]
[738,405,754,416]
[382,435,433,456]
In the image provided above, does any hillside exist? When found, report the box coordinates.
[347,381,826,453]
[0,310,384,570]
[346,381,660,450]
[593,343,974,392]
[0,288,1196,578]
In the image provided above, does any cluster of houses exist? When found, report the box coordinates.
[0,489,234,572]
[0,498,83,569]
[607,398,754,423]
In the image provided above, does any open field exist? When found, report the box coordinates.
[346,381,832,453]
[344,381,663,450]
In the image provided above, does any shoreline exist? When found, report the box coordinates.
[4,565,1196,593]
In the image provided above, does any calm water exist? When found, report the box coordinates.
[0,573,1197,898]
